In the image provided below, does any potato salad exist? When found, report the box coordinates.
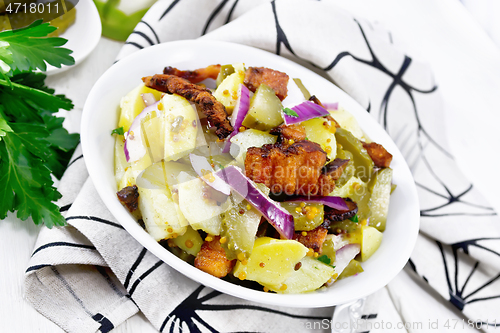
[113,63,394,294]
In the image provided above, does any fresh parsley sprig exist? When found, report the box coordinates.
[317,255,335,268]
[282,107,299,118]
[0,20,79,228]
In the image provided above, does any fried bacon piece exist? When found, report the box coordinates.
[194,236,235,278]
[323,199,358,225]
[143,74,233,139]
[163,64,221,83]
[309,95,323,107]
[245,141,328,195]
[116,185,139,212]
[293,226,329,253]
[316,158,350,196]
[244,67,289,101]
[270,124,306,143]
[362,141,393,168]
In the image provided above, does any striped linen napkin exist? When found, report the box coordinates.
[25,0,500,332]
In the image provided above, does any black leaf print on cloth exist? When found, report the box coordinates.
[159,286,330,333]
[202,0,230,35]
[408,234,500,320]
[159,0,182,20]
[271,0,296,56]
[436,241,500,312]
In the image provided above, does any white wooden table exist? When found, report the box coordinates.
[1,0,500,331]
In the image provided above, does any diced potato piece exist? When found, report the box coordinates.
[138,93,205,163]
[329,176,367,199]
[141,111,165,163]
[176,172,229,235]
[265,257,335,294]
[242,84,283,130]
[136,162,188,241]
[173,226,203,256]
[368,168,392,232]
[138,186,188,241]
[361,226,383,261]
[233,237,308,286]
[118,84,163,132]
[213,68,245,114]
[114,135,129,186]
[136,161,194,190]
[302,118,337,160]
[230,129,277,165]
[118,154,152,189]
[162,94,201,161]
[329,108,366,141]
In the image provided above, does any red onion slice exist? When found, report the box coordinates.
[282,100,329,125]
[322,102,339,111]
[189,153,231,195]
[334,243,360,274]
[141,93,157,107]
[325,243,361,286]
[124,101,160,162]
[222,84,251,153]
[216,166,294,239]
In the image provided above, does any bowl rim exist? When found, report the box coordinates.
[81,39,420,308]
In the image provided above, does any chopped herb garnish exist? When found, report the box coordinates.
[305,137,309,140]
[317,255,331,265]
[317,255,336,268]
[111,126,124,135]
[350,214,359,223]
[282,107,299,118]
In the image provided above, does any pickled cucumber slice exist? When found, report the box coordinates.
[242,84,283,130]
[337,259,363,280]
[367,168,392,231]
[173,226,203,257]
[221,200,261,260]
[335,128,373,183]
[281,202,324,231]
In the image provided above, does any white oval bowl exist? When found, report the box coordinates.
[81,40,419,308]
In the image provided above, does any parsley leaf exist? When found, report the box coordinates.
[317,255,336,268]
[0,22,78,227]
[0,117,12,141]
[282,107,299,118]
[0,20,74,73]
[0,41,13,74]
[317,255,331,265]
[350,214,359,223]
[111,126,124,135]
[0,121,65,227]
